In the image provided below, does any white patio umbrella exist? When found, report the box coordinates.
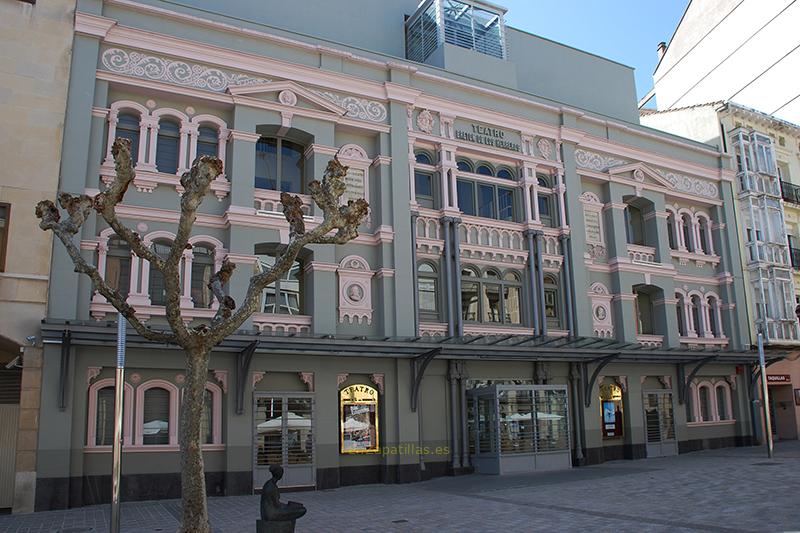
[257,412,312,433]
[343,417,370,431]
[142,419,168,435]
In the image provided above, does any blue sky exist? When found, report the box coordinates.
[501,0,689,102]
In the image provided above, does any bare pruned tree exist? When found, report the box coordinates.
[37,138,368,532]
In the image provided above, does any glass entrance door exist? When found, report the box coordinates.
[643,391,677,457]
[253,394,315,489]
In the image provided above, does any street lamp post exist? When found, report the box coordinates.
[757,333,774,459]
[111,313,127,532]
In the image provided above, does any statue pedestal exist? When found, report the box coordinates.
[256,518,297,533]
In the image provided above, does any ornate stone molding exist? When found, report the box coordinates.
[337,373,349,387]
[416,109,434,134]
[654,168,719,199]
[338,255,374,325]
[101,48,270,92]
[213,370,228,394]
[537,138,553,159]
[299,372,314,392]
[252,371,266,388]
[370,373,385,395]
[87,367,102,385]
[575,149,627,172]
[314,90,387,122]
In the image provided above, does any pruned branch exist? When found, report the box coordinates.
[36,199,177,344]
[207,157,368,343]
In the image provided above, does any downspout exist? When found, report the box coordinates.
[569,363,584,463]
[442,218,455,336]
[448,360,460,470]
[453,221,464,336]
[526,230,540,336]
[459,365,469,468]
[535,231,547,336]
[560,234,574,336]
[411,213,420,336]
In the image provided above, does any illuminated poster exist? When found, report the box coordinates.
[599,383,624,439]
[339,384,380,454]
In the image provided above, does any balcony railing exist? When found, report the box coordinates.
[781,181,800,205]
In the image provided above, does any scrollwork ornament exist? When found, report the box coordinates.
[537,138,553,159]
[416,109,434,134]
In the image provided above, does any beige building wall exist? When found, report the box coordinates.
[0,0,75,513]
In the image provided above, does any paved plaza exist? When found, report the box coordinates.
[2,442,799,533]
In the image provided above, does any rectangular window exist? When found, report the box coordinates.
[255,138,278,190]
[415,171,434,209]
[0,203,9,272]
[497,187,514,221]
[418,278,437,313]
[457,180,475,216]
[461,281,479,321]
[478,184,495,219]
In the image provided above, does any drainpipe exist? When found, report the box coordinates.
[459,363,469,468]
[560,234,574,336]
[452,221,464,336]
[442,218,455,336]
[535,231,547,336]
[525,230,540,336]
[448,360,460,470]
[569,362,584,463]
[411,213,420,336]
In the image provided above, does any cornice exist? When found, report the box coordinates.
[74,12,117,39]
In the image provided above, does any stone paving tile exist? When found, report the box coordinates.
[0,442,797,533]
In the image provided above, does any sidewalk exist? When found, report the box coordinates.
[1,442,798,532]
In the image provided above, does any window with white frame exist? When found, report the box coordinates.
[460,266,522,325]
[256,253,303,315]
[148,239,172,306]
[155,119,181,174]
[190,244,215,309]
[106,237,131,299]
[690,379,734,423]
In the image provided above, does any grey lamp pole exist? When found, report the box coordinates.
[757,333,774,459]
[111,313,127,532]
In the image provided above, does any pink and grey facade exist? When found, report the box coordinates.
[32,0,762,510]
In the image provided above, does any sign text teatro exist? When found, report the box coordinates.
[455,124,521,152]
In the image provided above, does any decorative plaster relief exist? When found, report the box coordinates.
[575,149,627,172]
[87,366,102,385]
[416,109,434,134]
[299,372,314,392]
[278,90,297,106]
[589,282,613,338]
[536,138,553,159]
[654,168,719,199]
[101,48,271,92]
[213,370,228,394]
[337,255,374,325]
[314,90,387,122]
[337,373,349,387]
[370,373,385,394]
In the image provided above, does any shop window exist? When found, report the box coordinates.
[199,383,223,445]
[255,137,304,193]
[257,254,303,315]
[190,245,215,308]
[698,384,712,422]
[715,384,729,421]
[148,239,172,306]
[135,380,178,446]
[417,262,439,318]
[498,389,534,454]
[599,383,624,439]
[105,237,131,299]
[196,126,219,159]
[87,378,133,448]
[340,384,379,454]
[461,266,523,325]
[116,113,141,163]
[156,119,181,174]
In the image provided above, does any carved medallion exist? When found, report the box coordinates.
[278,90,297,107]
[416,109,434,134]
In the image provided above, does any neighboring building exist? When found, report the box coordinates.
[36,0,760,510]
[642,102,800,441]
[0,0,76,513]
[640,0,800,124]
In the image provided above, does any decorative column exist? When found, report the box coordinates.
[408,144,417,206]
[102,109,119,166]
[692,216,702,254]
[701,300,713,338]
[556,169,567,229]
[179,124,196,174]
[523,183,533,222]
[676,216,687,251]
[684,299,698,338]
[714,300,725,338]
[144,118,159,171]
[180,249,194,308]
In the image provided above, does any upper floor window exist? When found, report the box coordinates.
[148,239,171,306]
[415,170,435,209]
[196,126,219,159]
[155,119,181,174]
[417,262,439,319]
[625,204,645,246]
[460,267,522,325]
[457,179,515,221]
[106,237,131,299]
[190,245,214,308]
[543,275,561,329]
[457,159,473,173]
[496,167,515,180]
[476,163,494,176]
[415,151,434,165]
[116,113,141,163]
[634,287,654,335]
[257,254,303,315]
[537,175,554,228]
[255,137,304,193]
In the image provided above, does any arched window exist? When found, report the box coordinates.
[544,275,561,329]
[198,383,223,445]
[698,216,711,254]
[148,239,172,306]
[196,126,219,159]
[255,137,304,193]
[476,163,494,176]
[456,159,473,173]
[257,254,303,314]
[136,380,178,446]
[715,384,729,421]
[417,262,439,317]
[707,295,720,337]
[415,151,433,165]
[460,267,522,325]
[496,167,515,180]
[681,213,695,252]
[666,210,677,250]
[191,245,215,308]
[676,292,686,337]
[106,237,131,299]
[116,113,141,163]
[690,295,703,336]
[634,287,654,335]
[537,174,554,228]
[698,384,712,422]
[88,378,133,447]
[156,119,181,174]
[625,204,645,245]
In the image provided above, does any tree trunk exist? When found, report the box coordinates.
[179,346,211,533]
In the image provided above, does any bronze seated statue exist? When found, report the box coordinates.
[257,465,307,533]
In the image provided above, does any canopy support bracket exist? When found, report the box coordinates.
[410,348,442,412]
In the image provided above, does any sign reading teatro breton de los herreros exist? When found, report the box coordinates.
[454,122,521,152]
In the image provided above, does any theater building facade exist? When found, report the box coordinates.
[34,0,761,510]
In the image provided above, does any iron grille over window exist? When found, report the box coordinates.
[406,0,506,63]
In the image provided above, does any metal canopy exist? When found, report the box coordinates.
[39,320,774,365]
